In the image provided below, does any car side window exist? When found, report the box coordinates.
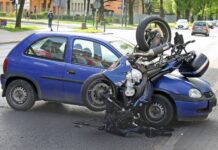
[72,39,118,68]
[25,37,67,61]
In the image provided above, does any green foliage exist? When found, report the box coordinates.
[0,24,42,32]
[172,0,218,20]
[73,27,102,33]
[0,12,7,17]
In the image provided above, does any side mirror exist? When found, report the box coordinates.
[174,32,184,45]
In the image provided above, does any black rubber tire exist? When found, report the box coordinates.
[6,79,36,111]
[81,74,115,111]
[205,33,209,37]
[141,94,174,127]
[136,16,171,51]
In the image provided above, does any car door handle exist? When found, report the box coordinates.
[67,70,76,75]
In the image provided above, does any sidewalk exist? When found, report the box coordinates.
[0,29,35,44]
[0,25,73,44]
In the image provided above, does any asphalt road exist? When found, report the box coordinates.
[0,28,218,150]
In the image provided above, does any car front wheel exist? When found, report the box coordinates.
[6,79,36,111]
[141,94,174,127]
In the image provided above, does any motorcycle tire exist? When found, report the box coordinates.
[141,94,174,127]
[136,16,171,51]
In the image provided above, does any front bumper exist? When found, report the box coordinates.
[173,93,217,121]
[0,74,6,97]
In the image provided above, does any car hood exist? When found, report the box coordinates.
[154,74,212,95]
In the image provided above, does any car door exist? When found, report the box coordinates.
[23,36,67,101]
[64,38,119,104]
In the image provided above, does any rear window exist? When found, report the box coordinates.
[178,19,188,23]
[194,22,206,26]
[25,37,67,61]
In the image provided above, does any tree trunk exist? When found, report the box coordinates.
[159,0,164,18]
[99,0,104,21]
[141,0,144,14]
[201,0,206,20]
[128,0,134,25]
[15,0,25,28]
[87,0,91,15]
[67,0,70,15]
[176,0,180,20]
[185,1,191,21]
[43,0,47,11]
[48,0,52,11]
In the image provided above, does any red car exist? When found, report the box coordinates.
[191,21,210,36]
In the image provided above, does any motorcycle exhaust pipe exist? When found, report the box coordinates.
[148,43,172,56]
[132,43,172,57]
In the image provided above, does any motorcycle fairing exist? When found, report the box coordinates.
[104,57,131,86]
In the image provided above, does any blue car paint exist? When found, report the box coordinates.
[153,75,215,119]
[154,74,212,95]
[63,36,121,103]
[175,101,208,119]
[104,57,130,86]
[1,32,216,121]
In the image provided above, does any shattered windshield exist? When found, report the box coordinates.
[109,40,135,56]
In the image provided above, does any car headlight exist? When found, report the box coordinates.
[189,89,202,98]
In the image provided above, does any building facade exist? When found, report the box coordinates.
[29,0,59,14]
[0,0,143,17]
[0,0,14,14]
[70,0,94,16]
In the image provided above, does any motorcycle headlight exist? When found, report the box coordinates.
[131,69,142,83]
[189,89,202,98]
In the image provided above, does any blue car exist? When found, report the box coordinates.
[1,32,216,126]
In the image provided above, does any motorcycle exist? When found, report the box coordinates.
[81,17,216,136]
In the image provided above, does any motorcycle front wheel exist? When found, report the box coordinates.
[81,74,116,111]
[136,16,171,52]
[141,94,174,127]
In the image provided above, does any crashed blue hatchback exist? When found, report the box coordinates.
[1,32,216,126]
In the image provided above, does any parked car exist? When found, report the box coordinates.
[192,21,210,36]
[1,32,216,124]
[206,21,214,29]
[176,19,189,29]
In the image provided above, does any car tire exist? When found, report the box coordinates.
[81,74,115,111]
[136,16,171,51]
[206,33,209,37]
[191,33,194,36]
[141,94,174,127]
[6,79,36,111]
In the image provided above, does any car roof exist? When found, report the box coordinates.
[31,32,122,43]
[177,19,188,21]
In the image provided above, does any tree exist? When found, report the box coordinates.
[159,0,164,18]
[48,0,52,11]
[87,0,91,15]
[67,0,70,15]
[128,0,135,25]
[43,0,47,11]
[15,0,25,28]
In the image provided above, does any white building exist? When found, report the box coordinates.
[70,0,94,16]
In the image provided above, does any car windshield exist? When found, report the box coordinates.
[194,21,206,26]
[109,40,135,56]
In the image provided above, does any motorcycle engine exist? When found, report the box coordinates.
[125,69,142,97]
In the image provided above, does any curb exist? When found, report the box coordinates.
[0,41,20,45]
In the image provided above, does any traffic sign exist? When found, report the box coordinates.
[93,0,101,9]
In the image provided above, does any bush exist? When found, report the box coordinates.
[0,12,7,17]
